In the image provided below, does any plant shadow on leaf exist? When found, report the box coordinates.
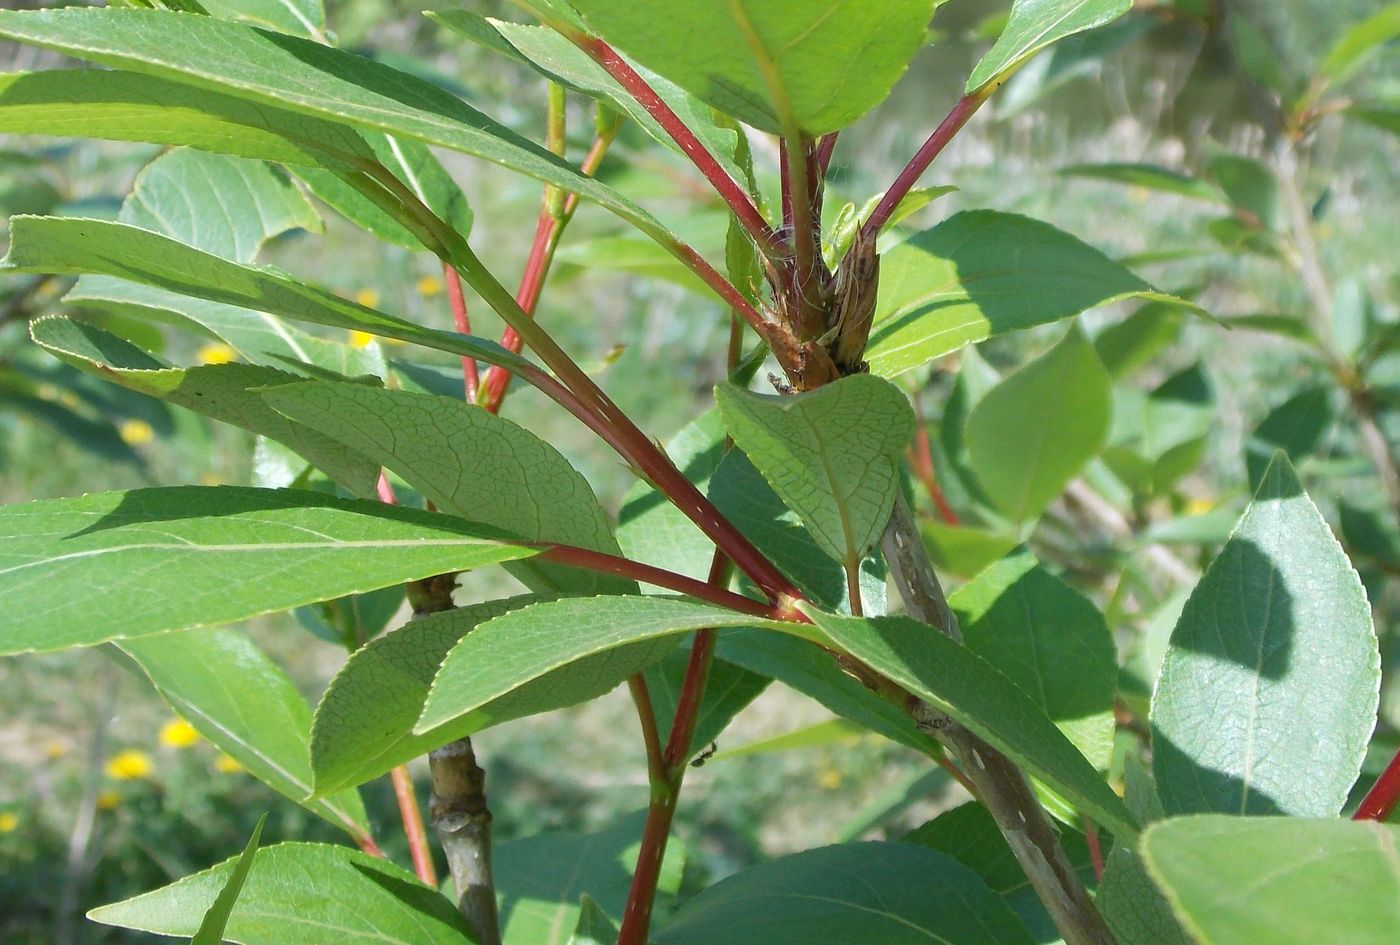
[347,860,475,933]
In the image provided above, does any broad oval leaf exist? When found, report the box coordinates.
[965,326,1112,523]
[416,596,804,735]
[0,486,536,655]
[1097,845,1193,945]
[654,841,1033,945]
[568,0,936,135]
[1151,453,1380,817]
[88,842,474,945]
[121,628,370,840]
[868,210,1190,377]
[715,374,914,568]
[1141,816,1400,945]
[806,608,1138,841]
[967,0,1134,92]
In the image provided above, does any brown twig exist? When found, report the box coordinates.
[429,740,502,945]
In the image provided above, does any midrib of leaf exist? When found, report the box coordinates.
[801,408,862,574]
[726,0,801,140]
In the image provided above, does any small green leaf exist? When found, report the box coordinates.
[417,596,804,735]
[965,327,1112,522]
[1209,154,1279,231]
[1318,4,1400,87]
[0,486,536,655]
[190,814,265,945]
[951,548,1116,770]
[88,842,473,945]
[654,841,1034,945]
[567,0,936,135]
[868,211,1191,376]
[806,609,1138,840]
[967,0,1134,91]
[1244,386,1333,488]
[1141,816,1400,945]
[711,718,861,761]
[1059,162,1224,203]
[568,895,618,945]
[715,374,914,568]
[1151,454,1379,816]
[32,317,380,498]
[1097,844,1194,945]
[201,0,326,40]
[122,628,369,837]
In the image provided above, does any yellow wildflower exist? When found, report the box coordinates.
[196,343,236,365]
[349,330,375,348]
[1184,496,1215,516]
[118,419,155,446]
[106,749,153,780]
[159,718,200,749]
[198,472,223,486]
[0,812,18,833]
[817,766,843,790]
[96,790,121,811]
[44,739,70,759]
[354,288,381,308]
[415,275,444,298]
[214,753,245,774]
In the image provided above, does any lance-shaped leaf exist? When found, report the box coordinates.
[311,597,538,795]
[1318,4,1400,88]
[643,647,768,763]
[32,317,380,498]
[1151,453,1379,817]
[714,375,914,570]
[967,0,1134,91]
[806,608,1138,841]
[965,326,1112,523]
[867,210,1191,377]
[121,628,370,840]
[190,815,265,945]
[0,69,373,169]
[565,0,934,136]
[263,381,625,595]
[654,841,1033,945]
[201,0,326,40]
[0,486,537,655]
[88,842,474,945]
[0,7,698,283]
[3,216,533,375]
[417,596,808,735]
[1141,816,1400,945]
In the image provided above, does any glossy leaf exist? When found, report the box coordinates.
[190,815,265,945]
[88,842,473,945]
[311,597,537,795]
[867,211,1189,376]
[951,548,1117,769]
[417,596,803,735]
[655,841,1033,945]
[967,0,1134,91]
[0,486,536,655]
[1151,454,1379,816]
[715,375,915,568]
[1141,816,1400,945]
[263,381,626,594]
[807,609,1138,840]
[965,327,1112,522]
[567,0,935,135]
[32,317,380,498]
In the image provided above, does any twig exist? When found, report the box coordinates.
[429,740,502,945]
[443,263,477,402]
[1353,746,1400,821]
[390,765,437,886]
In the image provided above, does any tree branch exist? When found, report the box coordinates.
[429,739,502,945]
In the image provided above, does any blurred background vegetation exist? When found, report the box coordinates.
[1,0,1397,942]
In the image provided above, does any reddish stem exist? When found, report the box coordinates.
[628,676,668,786]
[935,753,979,798]
[616,782,676,945]
[578,36,781,258]
[356,835,385,858]
[661,553,733,767]
[815,132,838,178]
[862,88,992,238]
[909,393,958,525]
[1083,816,1105,883]
[442,262,478,402]
[1353,746,1400,821]
[779,137,793,234]
[390,765,438,886]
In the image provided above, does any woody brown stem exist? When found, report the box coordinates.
[429,739,502,945]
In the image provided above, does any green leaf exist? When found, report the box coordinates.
[654,841,1034,945]
[1093,302,1189,381]
[0,69,372,168]
[121,628,369,837]
[32,317,381,498]
[1141,816,1400,945]
[711,718,861,761]
[715,374,914,568]
[921,521,1021,579]
[1059,162,1224,203]
[1318,4,1400,87]
[310,597,538,795]
[644,647,768,763]
[905,801,1096,943]
[1151,454,1379,816]
[1350,103,1400,137]
[190,814,265,945]
[967,0,1134,91]
[1209,154,1279,231]
[951,548,1116,770]
[0,7,699,285]
[201,0,325,40]
[88,842,473,945]
[1097,844,1193,945]
[567,0,935,135]
[568,895,618,945]
[965,327,1112,522]
[416,596,804,735]
[867,211,1190,377]
[0,486,536,655]
[1244,386,1332,488]
[4,216,532,374]
[263,381,626,595]
[806,609,1139,840]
